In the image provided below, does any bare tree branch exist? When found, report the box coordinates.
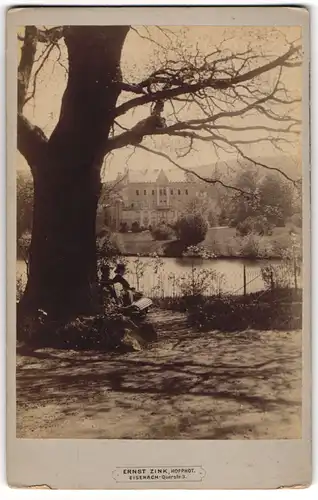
[107,84,300,154]
[18,26,38,112]
[135,143,255,196]
[17,25,302,196]
[24,42,56,106]
[114,44,301,117]
[17,28,51,172]
[37,26,65,44]
[17,114,48,173]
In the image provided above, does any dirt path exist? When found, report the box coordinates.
[16,310,302,439]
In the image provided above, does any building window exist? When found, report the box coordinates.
[144,189,147,195]
[185,189,188,195]
[152,190,155,195]
[159,189,163,195]
[170,189,173,195]
[178,189,181,195]
[131,203,134,208]
[136,190,139,195]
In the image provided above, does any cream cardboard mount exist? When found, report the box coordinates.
[6,5,311,490]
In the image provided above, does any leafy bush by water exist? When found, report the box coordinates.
[175,213,208,246]
[151,223,175,241]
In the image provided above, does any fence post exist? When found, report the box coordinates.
[243,265,247,296]
[270,269,274,292]
[294,256,298,290]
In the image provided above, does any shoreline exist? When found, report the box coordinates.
[113,226,301,261]
[119,251,283,261]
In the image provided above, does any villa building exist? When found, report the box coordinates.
[103,166,220,230]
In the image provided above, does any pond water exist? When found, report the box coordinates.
[17,256,287,297]
[123,256,282,296]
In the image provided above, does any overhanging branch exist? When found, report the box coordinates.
[37,26,64,43]
[18,26,38,113]
[18,114,48,172]
[135,143,254,196]
[114,44,301,118]
[17,27,49,172]
[107,86,300,154]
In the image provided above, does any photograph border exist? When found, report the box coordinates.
[6,5,311,489]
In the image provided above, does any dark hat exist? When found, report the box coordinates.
[115,263,126,273]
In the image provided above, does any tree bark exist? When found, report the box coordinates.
[19,26,129,319]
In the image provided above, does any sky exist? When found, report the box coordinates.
[18,25,302,180]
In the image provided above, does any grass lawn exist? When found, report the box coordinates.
[114,226,300,259]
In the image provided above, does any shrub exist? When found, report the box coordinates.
[261,236,302,289]
[175,213,208,246]
[261,263,297,289]
[131,221,141,233]
[236,234,273,259]
[17,307,146,351]
[96,229,123,282]
[270,236,290,258]
[119,221,128,233]
[127,254,149,290]
[236,215,273,236]
[151,223,175,241]
[286,213,302,229]
[175,268,224,300]
[186,290,302,332]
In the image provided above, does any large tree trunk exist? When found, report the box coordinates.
[19,26,129,319]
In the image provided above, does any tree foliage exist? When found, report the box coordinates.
[259,173,294,226]
[229,169,260,227]
[175,213,208,247]
[236,215,273,236]
[184,193,218,227]
[229,169,296,228]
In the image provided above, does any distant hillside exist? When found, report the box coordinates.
[104,154,302,188]
[19,154,301,186]
[187,155,301,184]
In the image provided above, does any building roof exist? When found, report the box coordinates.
[127,168,162,183]
[114,166,215,184]
[109,155,300,186]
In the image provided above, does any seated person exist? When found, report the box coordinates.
[99,263,117,303]
[111,263,134,306]
[100,263,111,284]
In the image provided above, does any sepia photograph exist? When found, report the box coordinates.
[13,14,307,447]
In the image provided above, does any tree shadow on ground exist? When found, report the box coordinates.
[16,310,302,439]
